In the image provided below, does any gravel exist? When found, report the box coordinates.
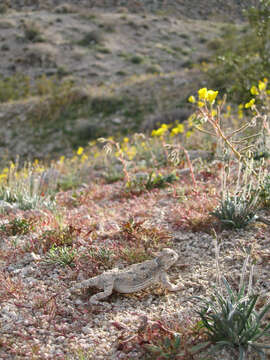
[1,224,270,359]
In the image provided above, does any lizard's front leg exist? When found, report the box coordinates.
[159,271,183,291]
[90,279,114,305]
[70,277,96,292]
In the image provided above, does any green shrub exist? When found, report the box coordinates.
[78,30,104,46]
[23,21,44,43]
[127,171,178,192]
[130,54,144,64]
[0,74,31,102]
[206,1,270,102]
[193,275,270,359]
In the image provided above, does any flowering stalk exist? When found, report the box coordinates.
[98,137,131,184]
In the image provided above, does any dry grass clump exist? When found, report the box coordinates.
[22,20,44,42]
[23,43,58,67]
[54,3,75,14]
[0,19,15,29]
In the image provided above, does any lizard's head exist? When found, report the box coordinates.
[156,248,179,269]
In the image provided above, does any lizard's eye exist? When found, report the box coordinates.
[170,254,174,257]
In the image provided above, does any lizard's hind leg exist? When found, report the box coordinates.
[90,282,114,305]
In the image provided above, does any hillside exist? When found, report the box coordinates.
[0,0,253,162]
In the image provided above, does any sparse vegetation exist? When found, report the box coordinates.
[45,244,77,267]
[193,263,270,359]
[0,217,35,236]
[22,21,44,42]
[2,1,270,359]
[78,30,105,46]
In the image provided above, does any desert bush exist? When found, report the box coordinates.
[0,73,73,103]
[130,54,144,64]
[54,4,75,14]
[78,30,105,46]
[0,74,31,102]
[23,21,43,42]
[186,84,270,228]
[206,0,270,102]
[0,4,8,14]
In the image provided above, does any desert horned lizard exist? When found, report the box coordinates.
[70,248,182,305]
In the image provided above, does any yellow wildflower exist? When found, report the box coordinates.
[206,90,218,104]
[250,86,259,95]
[59,156,65,164]
[186,131,192,138]
[188,95,196,103]
[198,87,208,100]
[123,137,129,143]
[188,114,194,127]
[177,123,184,133]
[238,110,243,119]
[197,101,204,108]
[245,99,255,109]
[0,173,7,181]
[171,128,179,136]
[152,126,167,137]
[80,154,88,163]
[77,147,84,155]
[211,109,217,117]
[258,80,266,91]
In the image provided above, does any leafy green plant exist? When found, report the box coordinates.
[0,74,31,102]
[145,335,182,359]
[206,0,270,101]
[193,274,270,360]
[259,174,270,207]
[145,171,178,190]
[45,245,76,267]
[40,225,79,252]
[145,334,208,360]
[0,218,35,236]
[127,171,178,192]
[211,193,258,229]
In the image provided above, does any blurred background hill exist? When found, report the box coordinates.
[0,0,266,163]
